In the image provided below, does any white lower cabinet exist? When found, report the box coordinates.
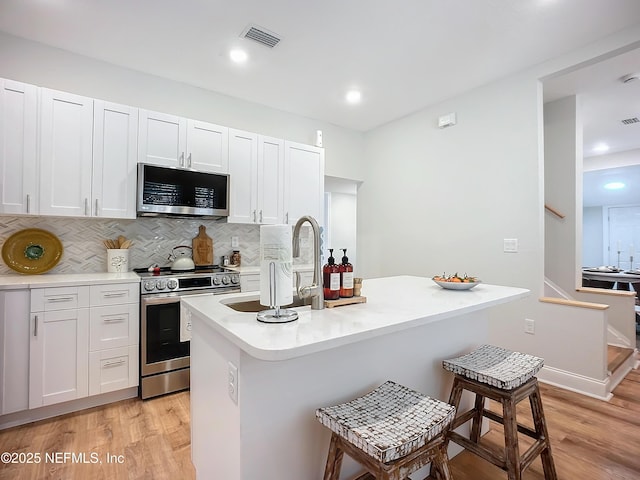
[0,289,31,415]
[89,345,138,395]
[29,307,90,408]
[26,282,139,410]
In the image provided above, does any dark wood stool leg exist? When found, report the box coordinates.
[323,433,344,480]
[530,384,558,480]
[469,393,485,443]
[502,394,522,480]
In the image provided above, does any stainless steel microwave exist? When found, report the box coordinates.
[137,163,229,218]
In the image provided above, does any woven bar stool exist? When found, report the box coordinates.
[441,345,557,480]
[316,380,456,480]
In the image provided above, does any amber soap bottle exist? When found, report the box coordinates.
[339,248,354,298]
[323,249,340,300]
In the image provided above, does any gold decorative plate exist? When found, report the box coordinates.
[1,228,63,274]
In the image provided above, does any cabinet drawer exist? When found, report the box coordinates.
[30,286,90,312]
[89,346,138,396]
[89,304,138,351]
[90,283,139,307]
[240,274,260,292]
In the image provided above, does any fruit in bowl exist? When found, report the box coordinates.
[432,273,481,290]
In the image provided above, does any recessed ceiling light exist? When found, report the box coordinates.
[229,49,248,63]
[592,143,610,153]
[604,182,625,190]
[345,90,362,104]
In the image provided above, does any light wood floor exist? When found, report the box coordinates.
[1,369,639,480]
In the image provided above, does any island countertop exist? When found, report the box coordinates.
[183,275,529,361]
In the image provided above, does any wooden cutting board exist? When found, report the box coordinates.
[192,225,213,266]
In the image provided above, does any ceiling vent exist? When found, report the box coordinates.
[621,117,640,125]
[241,24,281,48]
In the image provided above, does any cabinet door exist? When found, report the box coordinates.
[227,129,258,223]
[29,308,89,408]
[92,101,138,218]
[187,120,229,173]
[0,79,38,215]
[138,109,186,167]
[284,141,324,225]
[257,136,285,224]
[39,89,94,216]
[0,290,30,415]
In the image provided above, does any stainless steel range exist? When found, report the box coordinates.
[136,266,240,399]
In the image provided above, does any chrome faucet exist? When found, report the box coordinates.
[292,215,324,310]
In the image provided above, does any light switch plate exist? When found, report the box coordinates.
[503,238,518,253]
[231,236,239,248]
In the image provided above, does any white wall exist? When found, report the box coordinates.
[544,95,582,293]
[0,32,365,182]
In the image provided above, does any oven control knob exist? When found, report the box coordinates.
[156,279,167,290]
[213,277,221,285]
[222,276,230,285]
[144,280,156,291]
[230,274,240,284]
[167,279,178,290]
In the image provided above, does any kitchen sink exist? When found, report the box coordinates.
[222,295,310,312]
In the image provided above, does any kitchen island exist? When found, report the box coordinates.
[182,275,529,479]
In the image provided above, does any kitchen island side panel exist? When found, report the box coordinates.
[191,308,486,479]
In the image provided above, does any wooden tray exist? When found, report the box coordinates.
[324,296,367,308]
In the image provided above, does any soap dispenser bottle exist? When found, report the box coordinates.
[323,249,340,300]
[339,248,354,298]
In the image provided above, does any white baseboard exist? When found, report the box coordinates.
[0,387,138,430]
[537,366,612,401]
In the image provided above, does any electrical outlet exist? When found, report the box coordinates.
[524,318,535,335]
[231,236,239,248]
[228,362,238,404]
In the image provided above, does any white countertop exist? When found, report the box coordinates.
[0,271,140,290]
[183,275,529,361]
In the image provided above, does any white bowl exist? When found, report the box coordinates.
[433,279,481,290]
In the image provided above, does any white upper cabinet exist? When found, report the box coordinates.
[284,141,324,225]
[92,101,138,219]
[138,110,228,173]
[39,88,94,217]
[0,79,38,215]
[258,136,285,224]
[39,90,138,218]
[227,130,285,224]
[187,119,229,173]
[227,129,258,223]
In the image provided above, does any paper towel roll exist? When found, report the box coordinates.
[260,225,293,307]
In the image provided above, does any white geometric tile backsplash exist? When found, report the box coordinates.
[0,216,314,275]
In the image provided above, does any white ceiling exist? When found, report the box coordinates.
[1,0,640,133]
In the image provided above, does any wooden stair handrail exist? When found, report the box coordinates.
[539,296,609,310]
[545,204,565,219]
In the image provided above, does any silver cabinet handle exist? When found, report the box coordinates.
[179,152,185,167]
[102,291,127,298]
[95,199,99,216]
[253,210,257,223]
[187,153,192,168]
[26,194,31,213]
[33,315,38,337]
[259,210,263,222]
[46,296,74,303]
[103,359,126,368]
[84,198,89,216]
[285,212,289,224]
[103,316,126,323]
